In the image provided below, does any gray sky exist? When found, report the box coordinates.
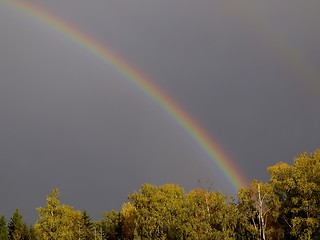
[0,0,319,223]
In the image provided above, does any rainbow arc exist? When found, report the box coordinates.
[6,0,248,190]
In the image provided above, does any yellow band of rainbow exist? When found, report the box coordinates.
[6,0,248,190]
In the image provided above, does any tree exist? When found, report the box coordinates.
[79,210,95,240]
[237,180,282,240]
[185,189,239,239]
[92,221,105,240]
[101,210,122,240]
[121,202,137,240]
[28,225,38,240]
[8,209,30,240]
[0,215,9,240]
[128,183,186,239]
[34,188,82,240]
[268,150,320,239]
[101,203,136,239]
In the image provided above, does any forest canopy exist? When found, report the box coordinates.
[1,149,319,239]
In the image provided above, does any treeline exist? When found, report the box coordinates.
[1,150,319,239]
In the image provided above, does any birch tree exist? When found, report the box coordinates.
[238,180,281,240]
[34,188,82,240]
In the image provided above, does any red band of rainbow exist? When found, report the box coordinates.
[6,0,248,190]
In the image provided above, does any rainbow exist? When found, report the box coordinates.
[221,1,320,98]
[5,0,248,190]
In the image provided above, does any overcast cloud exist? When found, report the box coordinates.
[0,0,319,223]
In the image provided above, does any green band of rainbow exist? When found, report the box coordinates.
[6,0,247,190]
[222,1,320,98]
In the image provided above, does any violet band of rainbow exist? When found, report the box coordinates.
[6,0,248,190]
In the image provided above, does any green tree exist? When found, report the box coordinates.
[102,210,123,240]
[34,188,82,240]
[92,221,105,240]
[79,210,94,240]
[0,215,9,240]
[28,225,38,240]
[8,209,30,240]
[268,150,320,239]
[102,203,137,240]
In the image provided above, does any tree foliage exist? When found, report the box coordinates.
[128,183,185,239]
[185,189,239,239]
[79,210,95,240]
[98,183,239,239]
[34,188,82,240]
[0,215,9,240]
[8,209,30,240]
[269,150,320,239]
[238,180,282,240]
[1,149,319,240]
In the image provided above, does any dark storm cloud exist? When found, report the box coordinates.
[0,0,319,222]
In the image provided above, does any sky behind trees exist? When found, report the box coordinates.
[0,0,319,222]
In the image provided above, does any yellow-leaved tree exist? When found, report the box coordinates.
[237,180,282,240]
[268,150,320,239]
[34,188,82,240]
